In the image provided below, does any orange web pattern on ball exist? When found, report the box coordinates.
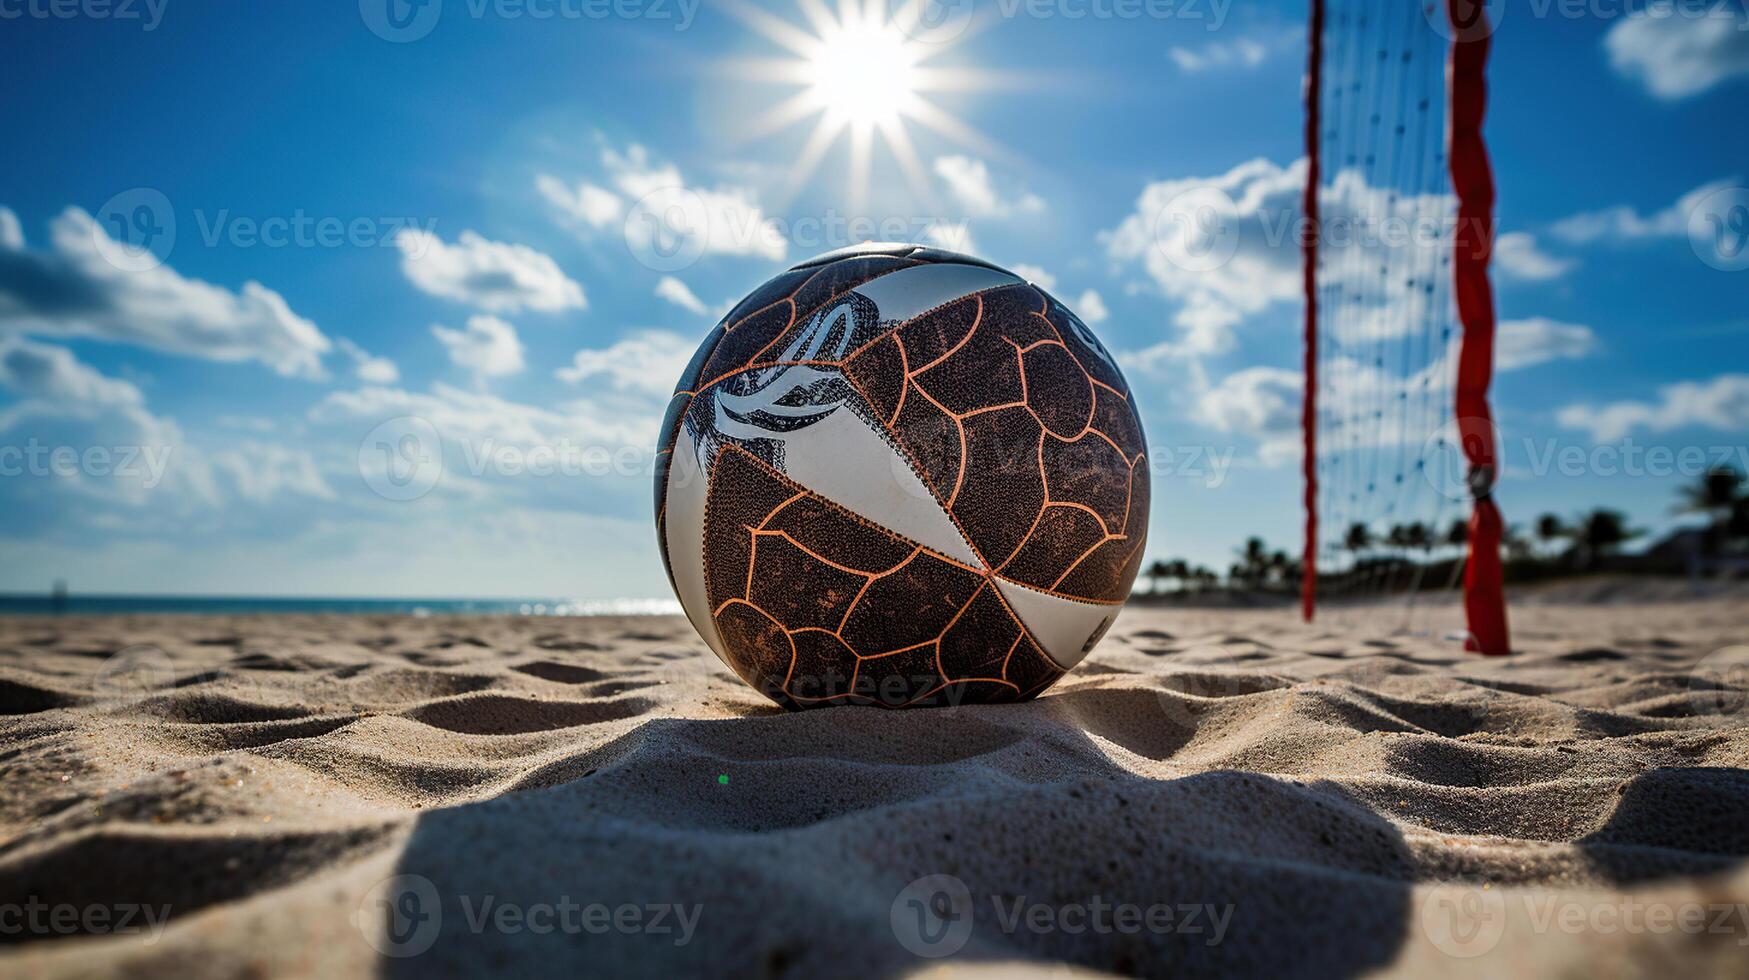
[704,445,1061,709]
[655,249,1148,708]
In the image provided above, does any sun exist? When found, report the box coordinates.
[806,19,919,126]
[720,0,1007,212]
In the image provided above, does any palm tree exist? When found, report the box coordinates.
[1572,509,1643,569]
[1344,523,1373,562]
[1534,513,1569,562]
[1678,466,1744,556]
[1445,518,1468,555]
[1144,559,1170,595]
[1166,559,1190,592]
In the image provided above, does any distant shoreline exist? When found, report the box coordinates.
[0,594,683,617]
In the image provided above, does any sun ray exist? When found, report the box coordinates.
[847,120,873,215]
[736,88,834,146]
[775,113,849,213]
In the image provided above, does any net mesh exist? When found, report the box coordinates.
[1308,0,1468,631]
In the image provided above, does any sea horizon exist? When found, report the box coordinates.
[0,592,684,617]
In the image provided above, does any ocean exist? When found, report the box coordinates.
[0,594,683,617]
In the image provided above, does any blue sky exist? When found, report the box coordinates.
[1,0,1746,599]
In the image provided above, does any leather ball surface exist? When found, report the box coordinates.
[654,243,1149,709]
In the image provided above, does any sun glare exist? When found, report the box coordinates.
[720,0,1009,211]
[807,22,918,126]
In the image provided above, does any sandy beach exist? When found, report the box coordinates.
[2,583,1747,978]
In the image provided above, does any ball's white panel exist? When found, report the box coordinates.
[761,404,982,569]
[992,577,1122,670]
[663,427,730,666]
[851,263,1022,326]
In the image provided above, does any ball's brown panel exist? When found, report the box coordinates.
[701,446,801,612]
[1022,344,1095,437]
[954,408,1045,566]
[1042,293,1127,394]
[1055,534,1148,600]
[714,602,795,696]
[747,534,866,632]
[1042,435,1133,532]
[852,641,943,705]
[889,386,964,511]
[762,493,918,572]
[840,333,908,425]
[998,506,1108,587]
[938,582,1022,681]
[838,550,983,655]
[889,289,983,370]
[787,631,859,701]
[1003,634,1067,696]
[698,442,1063,709]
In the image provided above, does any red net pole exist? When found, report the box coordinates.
[1446,0,1512,655]
[1300,0,1324,624]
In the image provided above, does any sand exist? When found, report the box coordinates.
[1,584,1746,978]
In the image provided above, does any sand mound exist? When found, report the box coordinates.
[1,599,1746,977]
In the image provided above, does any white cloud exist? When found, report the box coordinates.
[1197,366,1303,466]
[432,314,526,379]
[0,336,212,505]
[654,275,709,316]
[311,381,657,452]
[1605,7,1749,99]
[1010,264,1057,291]
[1075,289,1109,324]
[555,330,693,398]
[1494,231,1576,282]
[209,441,335,504]
[542,142,786,263]
[921,220,976,255]
[534,175,623,231]
[1549,177,1736,244]
[1495,317,1597,371]
[932,156,1045,218]
[395,229,586,314]
[1169,37,1270,73]
[335,337,399,385]
[1557,373,1749,442]
[0,207,330,379]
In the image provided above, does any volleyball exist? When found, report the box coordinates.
[653,244,1149,709]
